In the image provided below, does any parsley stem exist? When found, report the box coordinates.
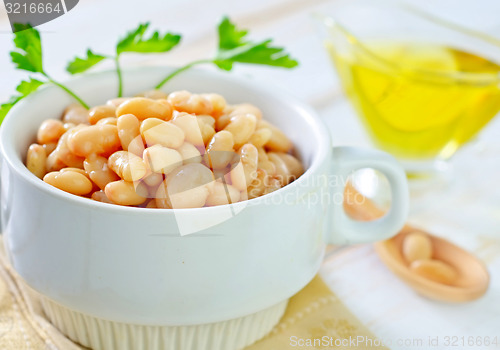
[115,56,124,97]
[46,76,89,109]
[155,59,213,89]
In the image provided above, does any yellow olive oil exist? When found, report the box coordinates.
[329,41,500,159]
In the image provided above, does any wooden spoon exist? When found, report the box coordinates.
[343,183,490,302]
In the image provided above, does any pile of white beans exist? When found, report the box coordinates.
[25,90,304,208]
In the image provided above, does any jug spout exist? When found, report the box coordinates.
[314,13,356,58]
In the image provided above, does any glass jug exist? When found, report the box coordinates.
[319,0,500,174]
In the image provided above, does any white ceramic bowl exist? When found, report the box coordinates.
[0,67,409,327]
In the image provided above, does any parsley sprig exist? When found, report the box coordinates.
[0,78,43,121]
[2,17,298,123]
[67,23,181,97]
[0,23,89,122]
[155,17,298,89]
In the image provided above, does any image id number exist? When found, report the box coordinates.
[6,2,63,14]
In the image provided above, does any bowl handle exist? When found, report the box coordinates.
[326,146,409,245]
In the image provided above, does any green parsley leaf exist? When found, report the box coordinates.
[10,23,44,73]
[0,98,20,122]
[117,23,148,54]
[67,49,107,74]
[214,17,298,71]
[214,40,298,70]
[116,22,181,54]
[7,24,89,113]
[0,77,44,122]
[16,77,44,95]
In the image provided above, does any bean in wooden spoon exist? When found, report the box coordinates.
[343,183,490,302]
